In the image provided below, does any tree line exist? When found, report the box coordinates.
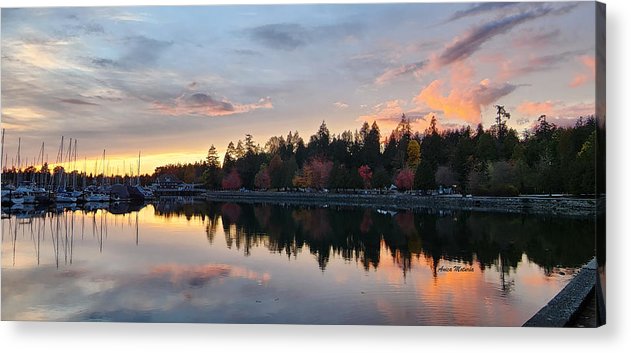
[187,107,600,196]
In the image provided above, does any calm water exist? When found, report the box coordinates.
[1,200,595,325]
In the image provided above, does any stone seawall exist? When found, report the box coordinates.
[523,258,600,327]
[202,191,601,218]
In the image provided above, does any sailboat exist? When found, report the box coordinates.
[55,187,77,203]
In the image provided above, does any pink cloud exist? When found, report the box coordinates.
[516,100,595,126]
[154,92,272,117]
[516,100,557,116]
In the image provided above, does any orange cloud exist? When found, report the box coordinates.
[154,92,272,117]
[569,75,588,88]
[412,59,517,124]
[413,78,516,124]
[581,55,596,74]
[570,55,596,88]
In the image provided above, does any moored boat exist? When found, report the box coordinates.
[55,192,77,203]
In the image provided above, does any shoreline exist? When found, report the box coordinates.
[202,191,602,218]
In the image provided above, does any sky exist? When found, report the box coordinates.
[1,1,599,175]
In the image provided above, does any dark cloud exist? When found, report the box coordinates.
[119,35,173,68]
[437,7,553,67]
[248,23,309,51]
[247,22,363,51]
[375,60,427,85]
[91,57,118,68]
[60,98,99,106]
[435,3,579,67]
[474,82,518,106]
[154,90,273,117]
[445,2,520,23]
[85,36,173,70]
[514,28,561,47]
[49,21,106,40]
[187,93,235,112]
[501,49,587,79]
[89,95,123,102]
[75,22,105,35]
[233,49,261,56]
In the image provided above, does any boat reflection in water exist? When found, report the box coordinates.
[1,200,594,325]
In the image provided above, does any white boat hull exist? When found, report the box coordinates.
[56,196,77,203]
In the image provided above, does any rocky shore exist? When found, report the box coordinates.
[203,191,602,218]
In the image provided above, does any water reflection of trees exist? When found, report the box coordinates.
[187,202,595,275]
[3,201,595,276]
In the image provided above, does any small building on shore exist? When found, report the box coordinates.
[151,174,203,196]
[154,174,184,190]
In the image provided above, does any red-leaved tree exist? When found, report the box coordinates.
[308,158,333,189]
[295,158,333,189]
[395,168,414,191]
[222,169,242,190]
[254,167,271,190]
[358,165,372,189]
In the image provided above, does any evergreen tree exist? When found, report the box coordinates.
[206,145,220,168]
[364,121,382,167]
[414,159,435,192]
[223,141,236,171]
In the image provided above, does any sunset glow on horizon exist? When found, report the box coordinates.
[1,2,599,175]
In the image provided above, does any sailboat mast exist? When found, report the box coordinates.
[83,157,87,189]
[137,151,141,186]
[38,142,45,187]
[1,128,4,173]
[64,138,72,189]
[73,139,78,190]
[14,137,21,185]
[55,136,64,190]
[17,137,21,169]
[102,149,105,186]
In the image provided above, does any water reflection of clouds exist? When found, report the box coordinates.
[2,262,272,322]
